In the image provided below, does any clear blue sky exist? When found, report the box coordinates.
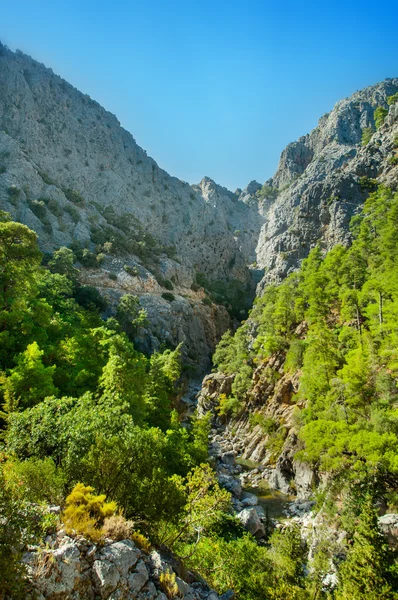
[2,0,398,190]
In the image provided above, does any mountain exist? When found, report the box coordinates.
[0,42,263,371]
[247,78,398,287]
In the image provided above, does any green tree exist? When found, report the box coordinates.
[1,342,57,412]
[374,106,388,129]
[336,500,396,599]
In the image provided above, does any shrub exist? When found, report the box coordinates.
[159,571,179,599]
[80,249,97,268]
[202,297,212,307]
[256,184,279,200]
[361,127,374,146]
[359,176,378,191]
[74,286,107,312]
[29,199,47,220]
[7,186,20,203]
[388,156,398,166]
[387,92,398,105]
[108,272,118,281]
[102,515,134,540]
[0,165,6,174]
[43,198,62,217]
[62,483,117,542]
[131,531,152,552]
[38,171,56,186]
[65,204,80,223]
[2,457,65,504]
[162,292,175,302]
[124,264,139,277]
[374,106,388,129]
[64,188,85,204]
[163,279,174,291]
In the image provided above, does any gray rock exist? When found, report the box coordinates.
[93,559,120,598]
[128,559,149,593]
[100,539,140,576]
[237,508,265,538]
[241,492,258,507]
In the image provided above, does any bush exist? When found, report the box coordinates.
[108,272,118,281]
[131,531,151,552]
[159,571,179,599]
[38,171,56,186]
[387,93,398,106]
[7,186,20,203]
[124,264,139,277]
[361,127,374,146]
[65,204,80,223]
[80,249,97,268]
[102,515,134,540]
[202,297,212,307]
[163,279,174,291]
[29,199,47,220]
[388,156,398,166]
[162,292,175,302]
[2,457,65,504]
[374,106,388,129]
[64,188,85,204]
[62,483,117,542]
[74,286,107,311]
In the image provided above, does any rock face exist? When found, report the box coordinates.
[248,79,398,286]
[0,42,263,371]
[23,532,222,600]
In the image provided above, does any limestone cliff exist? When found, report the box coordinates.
[244,79,398,287]
[0,42,263,370]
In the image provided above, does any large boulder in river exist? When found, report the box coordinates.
[237,508,265,538]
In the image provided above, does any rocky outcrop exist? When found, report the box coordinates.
[249,79,398,286]
[23,532,224,600]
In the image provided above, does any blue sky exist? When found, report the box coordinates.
[2,0,398,190]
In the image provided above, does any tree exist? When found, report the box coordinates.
[116,294,147,339]
[1,341,58,412]
[374,106,388,129]
[336,500,396,599]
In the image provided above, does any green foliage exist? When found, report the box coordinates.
[62,483,117,541]
[0,342,58,412]
[213,184,398,507]
[256,184,279,200]
[0,473,26,599]
[374,106,388,129]
[361,126,374,146]
[116,294,147,339]
[336,500,397,599]
[387,92,398,105]
[162,292,175,302]
[64,188,85,204]
[2,457,66,504]
[195,272,250,319]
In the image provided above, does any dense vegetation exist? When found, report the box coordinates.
[2,185,398,598]
[0,210,325,600]
[212,185,398,596]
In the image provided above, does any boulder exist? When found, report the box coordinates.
[237,508,265,538]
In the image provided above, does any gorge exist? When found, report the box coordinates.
[1,41,398,599]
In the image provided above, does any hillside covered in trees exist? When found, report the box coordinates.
[2,183,398,598]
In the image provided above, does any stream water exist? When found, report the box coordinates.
[237,458,295,520]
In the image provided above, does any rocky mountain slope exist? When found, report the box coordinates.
[0,40,397,370]
[0,42,263,370]
[249,78,398,287]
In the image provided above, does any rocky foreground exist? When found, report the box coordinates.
[23,526,231,600]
